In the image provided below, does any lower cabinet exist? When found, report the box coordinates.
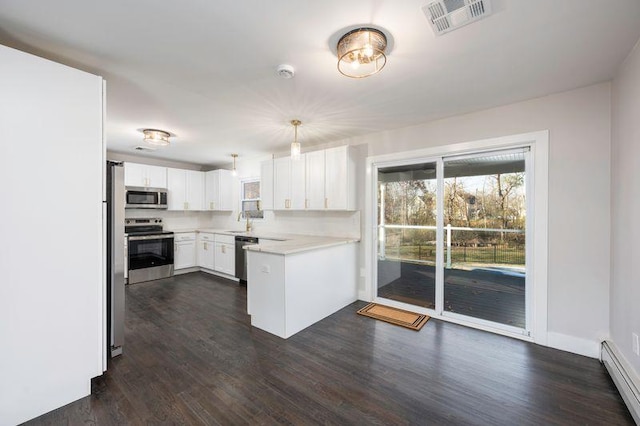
[174,233,197,270]
[195,233,235,277]
[214,234,235,276]
[197,233,215,270]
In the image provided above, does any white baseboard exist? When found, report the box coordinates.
[546,332,600,358]
[601,341,640,424]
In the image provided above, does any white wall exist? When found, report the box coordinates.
[0,45,104,424]
[611,39,640,375]
[336,83,612,354]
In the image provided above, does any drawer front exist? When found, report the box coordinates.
[175,232,196,241]
[199,233,214,241]
[215,234,235,245]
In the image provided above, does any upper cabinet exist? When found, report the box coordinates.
[268,146,356,211]
[124,163,167,188]
[273,156,305,210]
[305,150,325,210]
[167,168,204,211]
[324,146,356,210]
[205,169,234,211]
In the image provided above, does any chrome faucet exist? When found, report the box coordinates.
[237,212,252,232]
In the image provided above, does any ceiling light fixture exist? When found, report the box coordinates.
[142,129,171,146]
[337,27,387,78]
[231,154,238,176]
[290,119,302,160]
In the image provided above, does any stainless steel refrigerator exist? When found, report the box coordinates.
[106,161,125,357]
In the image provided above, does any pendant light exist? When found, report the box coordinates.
[231,154,238,176]
[290,119,302,160]
[337,27,387,78]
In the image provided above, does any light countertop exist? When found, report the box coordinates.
[243,234,359,255]
[165,227,359,255]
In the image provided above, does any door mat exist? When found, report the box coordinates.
[357,303,430,331]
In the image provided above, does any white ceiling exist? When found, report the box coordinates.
[1,0,639,167]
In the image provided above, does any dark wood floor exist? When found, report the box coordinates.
[378,260,526,328]
[25,272,632,425]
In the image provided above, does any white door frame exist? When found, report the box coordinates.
[363,130,549,345]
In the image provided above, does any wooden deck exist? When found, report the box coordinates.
[378,260,526,328]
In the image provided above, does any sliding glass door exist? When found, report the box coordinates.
[375,148,530,334]
[441,150,527,329]
[377,161,438,309]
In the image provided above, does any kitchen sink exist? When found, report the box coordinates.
[225,230,247,234]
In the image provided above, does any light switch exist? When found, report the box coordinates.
[260,265,271,273]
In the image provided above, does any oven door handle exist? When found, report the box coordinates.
[128,234,175,241]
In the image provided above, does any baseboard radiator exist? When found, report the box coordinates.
[601,341,640,424]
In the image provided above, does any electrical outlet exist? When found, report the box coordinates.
[260,265,271,274]
[633,333,639,356]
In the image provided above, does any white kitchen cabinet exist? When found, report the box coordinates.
[167,168,204,210]
[260,159,274,210]
[124,162,167,188]
[214,233,235,276]
[197,233,215,270]
[305,150,325,210]
[205,169,234,211]
[174,232,197,270]
[273,156,306,210]
[324,145,356,210]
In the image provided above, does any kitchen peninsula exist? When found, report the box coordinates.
[245,234,359,339]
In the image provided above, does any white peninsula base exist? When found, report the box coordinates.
[247,242,358,338]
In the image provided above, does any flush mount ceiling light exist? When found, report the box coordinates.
[290,119,302,160]
[231,153,238,176]
[142,129,171,146]
[337,27,387,78]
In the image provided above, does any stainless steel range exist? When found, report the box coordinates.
[125,218,174,284]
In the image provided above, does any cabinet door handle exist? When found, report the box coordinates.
[305,199,308,209]
[210,201,214,210]
[222,245,226,254]
[325,198,328,209]
[184,202,188,210]
[204,242,208,250]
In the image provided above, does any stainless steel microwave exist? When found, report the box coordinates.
[125,187,168,209]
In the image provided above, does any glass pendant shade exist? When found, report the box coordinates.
[143,129,170,146]
[231,154,238,176]
[337,28,387,78]
[290,119,302,160]
[291,141,301,160]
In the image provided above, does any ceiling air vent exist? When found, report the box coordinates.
[134,145,156,152]
[422,0,492,36]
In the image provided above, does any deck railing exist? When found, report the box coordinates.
[379,224,525,267]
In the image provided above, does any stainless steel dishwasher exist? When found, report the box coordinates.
[235,235,258,283]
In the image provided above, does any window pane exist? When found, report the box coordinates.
[242,200,263,218]
[377,161,437,309]
[243,181,260,199]
[442,151,526,328]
